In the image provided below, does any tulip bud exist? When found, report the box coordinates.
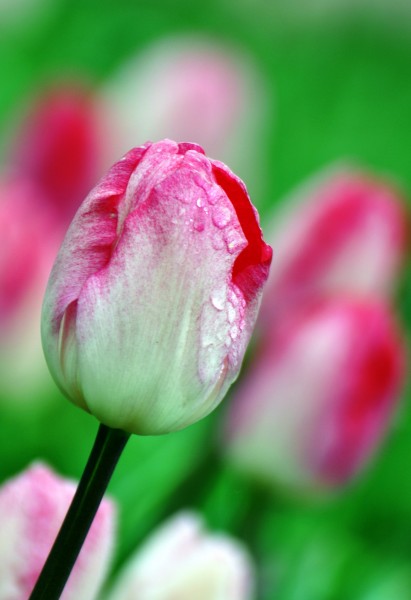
[99,35,269,197]
[107,512,254,600]
[225,298,405,491]
[261,169,408,326]
[41,139,272,435]
[0,462,115,599]
[11,83,102,225]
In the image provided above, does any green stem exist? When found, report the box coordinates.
[29,423,130,599]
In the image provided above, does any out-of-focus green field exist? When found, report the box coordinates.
[0,1,410,598]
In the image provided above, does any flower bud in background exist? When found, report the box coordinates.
[0,462,115,599]
[0,83,103,403]
[260,168,408,326]
[225,298,405,492]
[11,83,102,226]
[98,35,269,199]
[0,177,60,401]
[41,139,272,435]
[107,512,254,600]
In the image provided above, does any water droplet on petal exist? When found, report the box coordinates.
[228,303,236,324]
[224,228,245,254]
[230,324,239,340]
[193,208,206,232]
[194,221,205,232]
[211,288,226,311]
[212,234,225,251]
[212,205,232,229]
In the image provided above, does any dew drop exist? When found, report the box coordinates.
[210,289,226,311]
[193,208,206,232]
[230,324,239,340]
[212,205,232,229]
[194,220,205,232]
[212,234,225,251]
[196,197,204,208]
[227,303,236,324]
[224,229,245,254]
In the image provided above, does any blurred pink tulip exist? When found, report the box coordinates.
[107,512,254,600]
[0,462,115,599]
[0,83,104,402]
[99,35,269,198]
[0,177,61,399]
[11,83,102,225]
[260,168,408,326]
[225,298,405,491]
[0,179,51,326]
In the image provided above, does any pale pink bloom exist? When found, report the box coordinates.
[226,298,405,491]
[41,139,272,434]
[0,177,61,399]
[99,35,269,197]
[0,462,115,599]
[11,83,102,226]
[260,168,408,326]
[107,512,254,600]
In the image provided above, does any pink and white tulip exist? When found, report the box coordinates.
[0,462,115,599]
[41,139,272,434]
[260,168,408,326]
[107,512,254,600]
[225,298,405,491]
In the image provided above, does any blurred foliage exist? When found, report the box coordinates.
[0,0,410,598]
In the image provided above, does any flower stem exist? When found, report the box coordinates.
[29,423,130,599]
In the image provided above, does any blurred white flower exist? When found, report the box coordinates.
[107,512,255,600]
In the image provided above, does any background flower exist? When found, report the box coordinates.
[107,512,254,600]
[259,167,408,327]
[98,35,269,200]
[0,463,115,600]
[225,298,405,492]
[0,82,103,405]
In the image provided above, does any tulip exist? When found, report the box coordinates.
[41,139,272,435]
[0,462,115,599]
[98,35,269,197]
[107,512,254,600]
[0,177,61,400]
[11,83,102,225]
[260,169,408,326]
[225,298,405,491]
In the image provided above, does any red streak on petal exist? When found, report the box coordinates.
[212,164,272,302]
